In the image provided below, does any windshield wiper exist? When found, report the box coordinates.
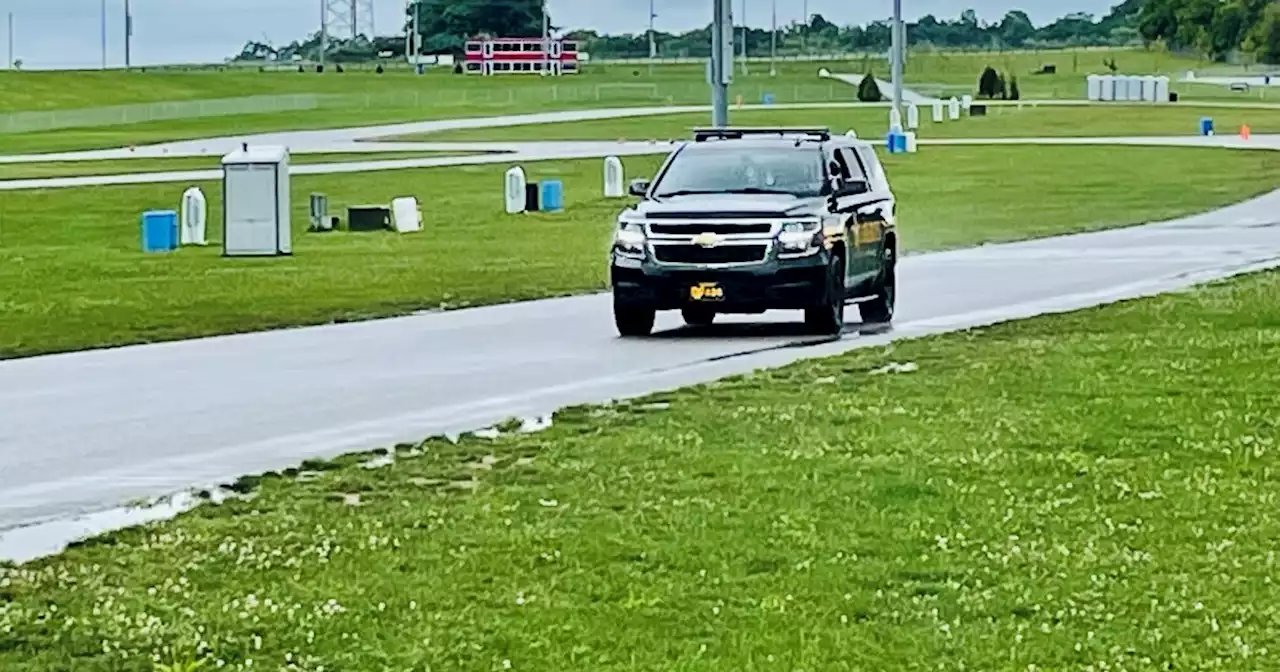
[720,187,798,195]
[653,189,721,198]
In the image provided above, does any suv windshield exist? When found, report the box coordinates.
[651,145,825,198]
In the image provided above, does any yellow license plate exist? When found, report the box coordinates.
[689,282,724,301]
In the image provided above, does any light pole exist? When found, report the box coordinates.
[891,0,904,120]
[648,0,656,75]
[124,0,132,69]
[100,0,107,69]
[739,0,747,75]
[769,0,775,77]
[710,0,730,126]
[6,13,13,70]
[541,0,549,75]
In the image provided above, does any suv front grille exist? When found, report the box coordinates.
[652,244,769,265]
[648,222,773,236]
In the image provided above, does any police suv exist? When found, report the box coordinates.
[608,127,897,337]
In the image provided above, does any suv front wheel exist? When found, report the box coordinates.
[859,245,896,325]
[614,298,656,337]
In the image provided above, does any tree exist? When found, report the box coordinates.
[1009,76,1021,100]
[978,66,1000,98]
[408,0,546,55]
[998,10,1036,47]
[857,74,883,102]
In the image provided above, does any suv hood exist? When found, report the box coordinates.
[633,193,822,219]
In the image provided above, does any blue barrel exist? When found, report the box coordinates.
[141,210,178,253]
[1200,117,1214,136]
[539,179,564,212]
[885,131,907,154]
[762,93,775,105]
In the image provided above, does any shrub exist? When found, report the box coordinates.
[1010,76,1021,100]
[857,73,883,102]
[978,66,1000,98]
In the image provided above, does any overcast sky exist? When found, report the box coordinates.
[1,0,1121,69]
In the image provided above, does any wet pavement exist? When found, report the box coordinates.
[3,187,1279,543]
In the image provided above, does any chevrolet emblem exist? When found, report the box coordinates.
[692,232,723,248]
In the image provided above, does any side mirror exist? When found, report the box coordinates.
[840,179,870,196]
[628,178,650,197]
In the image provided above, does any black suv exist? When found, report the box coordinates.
[608,127,898,337]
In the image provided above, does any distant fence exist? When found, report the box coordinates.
[0,94,326,134]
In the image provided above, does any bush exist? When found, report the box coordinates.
[978,66,1000,98]
[997,73,1008,99]
[857,73,883,102]
[1009,76,1021,100]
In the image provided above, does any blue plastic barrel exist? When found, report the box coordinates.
[1200,117,1214,136]
[141,210,178,253]
[885,131,907,154]
[762,93,775,105]
[539,180,564,212]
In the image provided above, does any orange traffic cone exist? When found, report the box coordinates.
[1241,124,1251,140]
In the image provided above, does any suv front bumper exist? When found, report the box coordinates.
[610,251,831,312]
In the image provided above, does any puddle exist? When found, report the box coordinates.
[0,488,244,566]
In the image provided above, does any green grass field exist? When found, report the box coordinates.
[0,151,491,180]
[0,47,1223,157]
[1,145,1274,360]
[398,104,1280,143]
[4,260,1279,671]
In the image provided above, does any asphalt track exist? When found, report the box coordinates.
[1,103,1279,560]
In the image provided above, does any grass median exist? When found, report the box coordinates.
[399,104,1280,144]
[3,260,1279,670]
[0,151,492,181]
[1,144,1275,360]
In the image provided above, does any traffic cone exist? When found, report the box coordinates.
[1241,124,1251,140]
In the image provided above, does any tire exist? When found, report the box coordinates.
[859,243,896,325]
[804,253,846,335]
[614,299,655,337]
[681,306,716,327]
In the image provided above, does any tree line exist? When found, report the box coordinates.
[231,0,1278,66]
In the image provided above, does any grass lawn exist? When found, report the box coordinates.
[4,262,1280,670]
[401,104,1280,143]
[0,145,1274,360]
[0,151,494,180]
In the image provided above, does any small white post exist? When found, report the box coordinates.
[932,100,944,122]
[948,97,961,120]
[504,166,527,214]
[180,186,207,245]
[603,156,625,198]
[906,103,919,129]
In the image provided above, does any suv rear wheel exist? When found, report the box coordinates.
[804,253,846,335]
[859,244,896,324]
[614,298,655,337]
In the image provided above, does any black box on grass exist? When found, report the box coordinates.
[524,183,541,212]
[347,206,391,231]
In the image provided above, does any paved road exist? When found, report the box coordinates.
[3,187,1279,537]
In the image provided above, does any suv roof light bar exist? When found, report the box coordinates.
[691,126,832,142]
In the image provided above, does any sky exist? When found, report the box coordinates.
[0,0,1123,70]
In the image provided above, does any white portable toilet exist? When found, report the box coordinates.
[221,144,291,257]
[603,156,625,198]
[1086,74,1101,101]
[932,100,944,122]
[1099,74,1115,101]
[948,97,961,120]
[1115,75,1130,101]
[906,103,919,129]
[180,185,207,246]
[504,166,527,214]
[1140,75,1157,102]
[1126,75,1143,101]
[1155,76,1170,103]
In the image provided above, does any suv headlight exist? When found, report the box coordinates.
[777,219,822,256]
[613,219,646,258]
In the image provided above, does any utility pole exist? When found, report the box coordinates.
[100,0,107,69]
[319,0,328,69]
[541,0,549,75]
[6,13,13,70]
[891,0,903,121]
[739,0,747,75]
[801,0,807,55]
[769,0,776,76]
[648,0,655,75]
[409,0,420,65]
[710,0,731,126]
[124,0,132,69]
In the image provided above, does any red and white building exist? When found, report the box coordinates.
[463,37,581,76]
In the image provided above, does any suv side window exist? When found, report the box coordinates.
[855,146,889,193]
[828,148,852,183]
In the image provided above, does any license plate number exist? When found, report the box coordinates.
[690,282,724,301]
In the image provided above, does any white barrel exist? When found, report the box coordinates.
[932,100,944,122]
[504,166,527,214]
